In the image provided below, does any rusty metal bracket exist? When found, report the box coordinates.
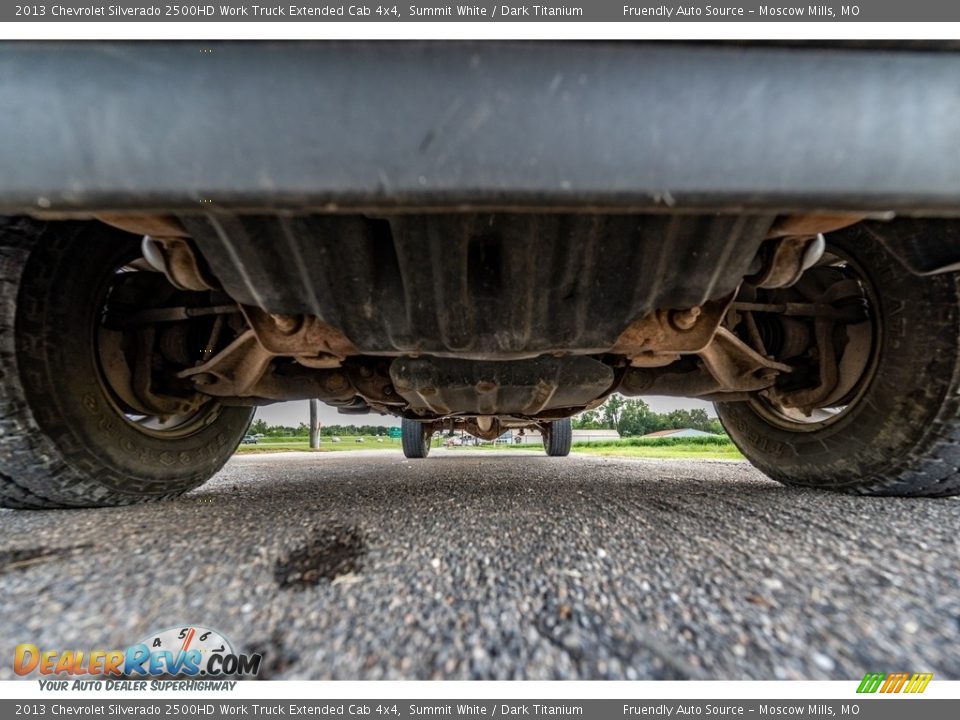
[611,291,794,396]
[611,295,734,367]
[176,327,364,402]
[619,326,792,400]
[241,306,357,368]
[346,361,405,408]
[177,330,275,397]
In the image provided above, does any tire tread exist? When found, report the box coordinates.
[0,217,249,509]
[718,224,960,497]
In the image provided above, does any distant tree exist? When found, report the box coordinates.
[618,398,660,436]
[602,394,625,430]
[249,419,269,436]
[686,408,712,432]
[573,410,602,429]
[318,424,396,437]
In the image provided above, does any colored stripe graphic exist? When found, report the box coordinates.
[857,673,885,693]
[857,672,932,694]
[905,673,934,693]
[881,672,908,693]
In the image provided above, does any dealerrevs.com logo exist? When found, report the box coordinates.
[14,625,261,680]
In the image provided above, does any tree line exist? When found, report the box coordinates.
[247,420,396,438]
[573,395,725,437]
[250,395,723,439]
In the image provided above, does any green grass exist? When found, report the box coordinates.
[572,436,743,459]
[235,436,401,453]
[573,435,734,448]
[470,436,743,460]
[569,443,742,460]
[235,434,743,460]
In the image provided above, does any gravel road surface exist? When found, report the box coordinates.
[1,450,957,680]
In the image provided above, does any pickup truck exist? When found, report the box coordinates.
[2,41,959,507]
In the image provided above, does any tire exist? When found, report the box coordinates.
[401,418,432,458]
[0,218,254,509]
[543,418,572,457]
[716,224,960,497]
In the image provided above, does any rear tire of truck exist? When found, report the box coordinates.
[543,419,573,457]
[716,224,960,497]
[401,418,432,458]
[0,218,254,509]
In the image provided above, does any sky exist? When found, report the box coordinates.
[253,396,716,428]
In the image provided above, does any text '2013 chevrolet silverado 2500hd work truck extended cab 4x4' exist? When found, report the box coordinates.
[2,41,960,507]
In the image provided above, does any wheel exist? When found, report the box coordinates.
[542,418,572,457]
[716,223,960,497]
[0,218,254,509]
[401,418,432,458]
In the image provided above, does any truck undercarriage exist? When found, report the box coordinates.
[2,41,960,506]
[92,211,877,436]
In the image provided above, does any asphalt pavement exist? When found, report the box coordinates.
[1,450,958,680]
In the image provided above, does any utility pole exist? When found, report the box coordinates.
[309,399,320,449]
